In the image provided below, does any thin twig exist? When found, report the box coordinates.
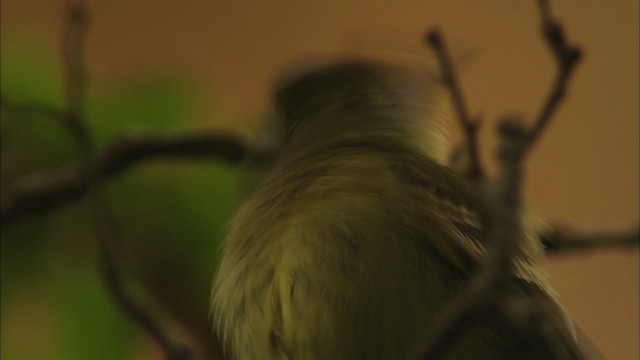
[413,0,587,358]
[410,117,529,360]
[543,226,640,253]
[0,129,262,223]
[59,3,191,359]
[525,0,582,153]
[493,120,582,360]
[425,30,483,180]
[0,95,68,123]
[61,1,89,135]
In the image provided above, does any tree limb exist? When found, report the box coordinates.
[524,0,582,155]
[1,129,266,223]
[425,30,483,180]
[543,227,640,253]
[412,0,586,358]
[57,3,193,359]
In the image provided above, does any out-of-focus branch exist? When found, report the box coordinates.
[0,95,68,124]
[0,129,268,223]
[425,30,483,180]
[413,0,586,359]
[56,3,192,359]
[492,119,583,359]
[524,0,582,154]
[411,117,554,360]
[543,227,640,253]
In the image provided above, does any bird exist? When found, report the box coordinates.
[211,59,580,360]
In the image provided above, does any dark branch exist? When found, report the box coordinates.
[60,1,92,150]
[525,0,582,153]
[1,129,264,223]
[414,0,587,358]
[58,3,192,359]
[494,120,583,359]
[91,186,191,360]
[425,29,483,180]
[410,117,530,360]
[0,95,68,124]
[543,226,640,253]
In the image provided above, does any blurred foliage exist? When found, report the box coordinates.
[1,40,239,359]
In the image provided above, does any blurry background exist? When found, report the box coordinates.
[1,0,637,359]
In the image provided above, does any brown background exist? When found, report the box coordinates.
[2,0,638,359]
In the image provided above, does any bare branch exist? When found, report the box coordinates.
[60,1,92,151]
[525,0,582,153]
[91,191,192,360]
[1,129,263,223]
[0,95,68,124]
[413,0,587,358]
[410,117,530,360]
[57,3,192,359]
[425,30,483,180]
[543,226,640,253]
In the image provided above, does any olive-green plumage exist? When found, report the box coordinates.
[211,60,576,359]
